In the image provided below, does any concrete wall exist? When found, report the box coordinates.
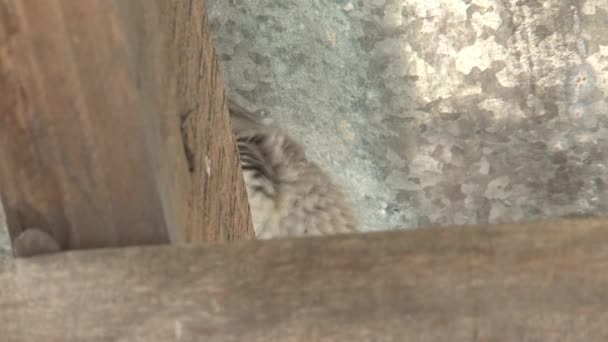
[208,0,608,231]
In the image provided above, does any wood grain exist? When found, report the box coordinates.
[0,0,253,252]
[0,0,169,249]
[112,0,254,243]
[2,218,608,341]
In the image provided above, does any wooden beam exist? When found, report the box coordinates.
[112,0,254,243]
[0,0,168,250]
[2,218,608,340]
[0,0,253,253]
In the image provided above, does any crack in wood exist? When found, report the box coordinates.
[180,109,195,173]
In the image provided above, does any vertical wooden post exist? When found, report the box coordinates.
[113,0,254,243]
[0,0,253,254]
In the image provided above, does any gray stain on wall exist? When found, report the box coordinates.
[208,0,608,231]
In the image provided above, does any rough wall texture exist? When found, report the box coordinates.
[208,0,608,231]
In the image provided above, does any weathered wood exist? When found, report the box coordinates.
[0,0,253,252]
[0,0,168,250]
[112,0,254,243]
[2,218,608,341]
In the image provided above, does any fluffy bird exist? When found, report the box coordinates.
[228,100,358,239]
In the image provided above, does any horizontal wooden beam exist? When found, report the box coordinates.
[2,218,608,340]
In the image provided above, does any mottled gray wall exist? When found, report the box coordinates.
[208,0,608,231]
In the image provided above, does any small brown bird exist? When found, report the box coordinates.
[228,100,358,239]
